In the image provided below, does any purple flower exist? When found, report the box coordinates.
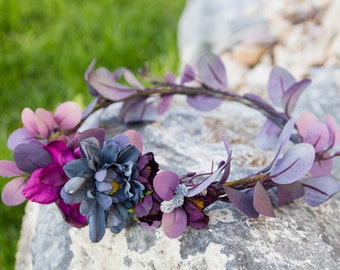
[0,140,86,227]
[7,102,82,150]
[297,112,340,176]
[153,164,228,238]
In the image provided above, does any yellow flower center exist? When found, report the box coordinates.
[189,198,205,210]
[110,181,120,196]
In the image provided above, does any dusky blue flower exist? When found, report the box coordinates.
[61,129,144,242]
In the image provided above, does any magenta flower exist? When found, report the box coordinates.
[7,101,82,150]
[1,140,86,228]
[297,112,340,176]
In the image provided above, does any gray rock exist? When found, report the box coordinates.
[15,69,340,269]
[177,0,276,66]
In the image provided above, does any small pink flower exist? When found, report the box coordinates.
[7,101,82,149]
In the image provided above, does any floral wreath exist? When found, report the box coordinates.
[1,53,340,243]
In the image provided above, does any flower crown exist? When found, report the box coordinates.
[1,53,339,243]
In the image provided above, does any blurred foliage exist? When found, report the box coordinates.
[0,0,185,268]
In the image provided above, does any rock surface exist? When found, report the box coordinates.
[16,68,340,269]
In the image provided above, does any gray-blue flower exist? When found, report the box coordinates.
[61,132,144,242]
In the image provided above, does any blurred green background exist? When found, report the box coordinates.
[0,0,185,268]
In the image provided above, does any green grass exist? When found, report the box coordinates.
[0,0,185,268]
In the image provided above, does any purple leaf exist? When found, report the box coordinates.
[255,119,282,149]
[186,164,226,197]
[243,94,278,116]
[253,182,275,217]
[270,143,315,184]
[118,97,158,123]
[81,96,99,119]
[218,137,232,184]
[224,187,259,218]
[14,143,53,173]
[197,53,227,90]
[180,64,196,84]
[276,182,304,206]
[187,95,223,111]
[1,177,27,206]
[0,161,24,177]
[165,72,176,83]
[84,59,98,96]
[88,67,135,101]
[267,66,296,107]
[157,95,174,115]
[282,79,311,115]
[154,171,180,201]
[124,69,144,89]
[260,119,294,173]
[162,208,187,238]
[302,176,340,206]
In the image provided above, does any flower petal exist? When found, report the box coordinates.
[56,199,87,228]
[14,143,53,173]
[21,108,39,134]
[154,171,180,201]
[88,202,106,243]
[63,176,88,194]
[63,159,91,178]
[22,169,59,204]
[162,208,187,238]
[303,123,329,152]
[35,108,56,138]
[54,101,82,130]
[0,160,24,177]
[7,128,36,150]
[1,177,27,206]
[310,155,333,176]
[297,112,319,137]
[124,130,143,153]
